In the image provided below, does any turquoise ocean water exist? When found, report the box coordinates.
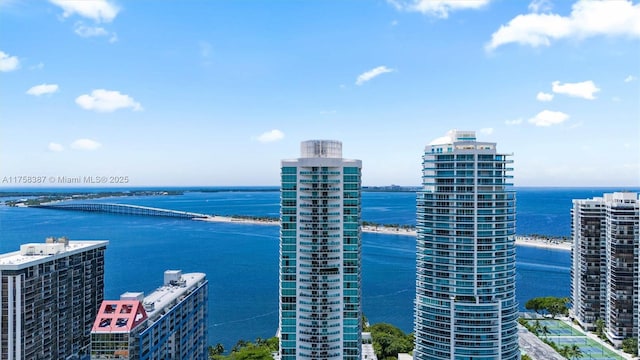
[0,187,635,350]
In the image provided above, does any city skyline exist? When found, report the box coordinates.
[1,0,639,187]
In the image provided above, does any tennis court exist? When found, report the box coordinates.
[535,319,583,336]
[553,336,624,359]
[523,318,626,360]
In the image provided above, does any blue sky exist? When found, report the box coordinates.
[1,0,638,187]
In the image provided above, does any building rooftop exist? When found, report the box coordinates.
[574,192,639,204]
[91,270,206,334]
[91,300,148,333]
[0,238,108,270]
[428,129,476,146]
[300,140,342,158]
[142,271,206,321]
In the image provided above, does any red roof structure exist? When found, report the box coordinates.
[92,300,148,333]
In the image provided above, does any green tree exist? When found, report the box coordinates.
[546,297,570,318]
[622,337,638,356]
[525,298,544,314]
[558,345,570,358]
[567,344,583,360]
[541,324,550,339]
[594,319,605,339]
[228,343,272,360]
[212,337,278,360]
[558,344,583,360]
[368,323,414,360]
[524,297,569,318]
[531,320,541,335]
[209,343,224,358]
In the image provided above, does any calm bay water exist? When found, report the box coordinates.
[0,187,633,350]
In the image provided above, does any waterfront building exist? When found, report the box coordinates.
[90,270,208,360]
[279,140,363,360]
[0,237,108,360]
[413,130,519,360]
[570,192,639,347]
[570,197,606,330]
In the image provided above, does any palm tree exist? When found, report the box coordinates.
[532,320,542,335]
[558,345,570,359]
[560,344,584,360]
[541,324,550,339]
[568,344,583,359]
[208,343,225,358]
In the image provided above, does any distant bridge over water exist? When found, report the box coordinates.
[33,202,209,220]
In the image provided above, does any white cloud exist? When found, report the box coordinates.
[74,22,108,37]
[528,110,570,127]
[388,0,490,18]
[26,83,59,96]
[536,91,554,101]
[551,80,600,99]
[48,142,64,152]
[76,89,143,112]
[49,0,119,23]
[528,0,552,13]
[505,118,523,126]
[356,66,395,86]
[70,138,102,151]
[486,0,640,51]
[0,50,19,72]
[30,62,45,70]
[479,127,494,135]
[73,22,117,42]
[256,129,285,143]
[624,75,637,83]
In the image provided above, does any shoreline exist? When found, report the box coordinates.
[195,216,572,252]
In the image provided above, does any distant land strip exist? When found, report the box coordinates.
[16,199,571,251]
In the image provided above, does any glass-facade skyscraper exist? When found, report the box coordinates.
[414,130,519,360]
[279,140,362,360]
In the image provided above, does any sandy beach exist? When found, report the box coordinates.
[195,216,571,251]
[195,215,279,226]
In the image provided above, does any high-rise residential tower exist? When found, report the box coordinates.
[0,237,108,360]
[279,140,362,360]
[90,270,208,360]
[414,130,519,360]
[570,197,606,331]
[570,192,639,348]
